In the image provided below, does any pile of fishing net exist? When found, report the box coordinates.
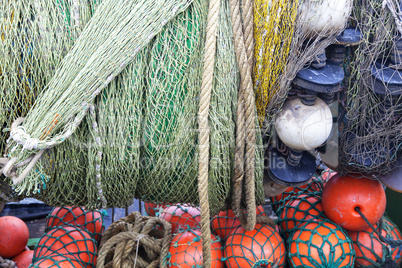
[337,0,402,177]
[0,0,266,214]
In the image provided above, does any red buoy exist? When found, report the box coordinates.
[322,174,386,231]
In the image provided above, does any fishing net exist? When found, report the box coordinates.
[278,194,326,238]
[224,222,286,267]
[31,256,86,268]
[0,0,265,215]
[270,174,325,214]
[348,217,402,267]
[287,219,355,268]
[165,228,224,268]
[159,204,201,234]
[32,226,98,268]
[0,0,98,203]
[45,206,105,244]
[97,211,172,268]
[339,0,402,176]
[210,205,266,242]
[254,0,351,139]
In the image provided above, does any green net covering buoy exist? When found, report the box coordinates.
[287,219,355,268]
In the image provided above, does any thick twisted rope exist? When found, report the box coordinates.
[229,0,257,231]
[0,257,15,268]
[97,212,172,268]
[197,0,220,265]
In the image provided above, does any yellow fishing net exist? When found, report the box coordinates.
[253,0,299,127]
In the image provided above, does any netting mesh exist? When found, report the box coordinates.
[159,204,201,234]
[348,217,402,267]
[270,174,325,215]
[32,226,97,268]
[45,206,104,244]
[224,223,286,268]
[278,194,326,238]
[31,256,86,268]
[0,0,97,203]
[253,0,298,126]
[210,205,266,242]
[1,0,265,214]
[287,219,355,268]
[256,0,351,139]
[166,228,224,268]
[339,0,402,176]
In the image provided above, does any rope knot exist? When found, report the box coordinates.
[97,211,172,268]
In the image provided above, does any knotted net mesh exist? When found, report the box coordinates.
[339,0,402,176]
[287,220,355,268]
[0,0,265,214]
[0,0,98,202]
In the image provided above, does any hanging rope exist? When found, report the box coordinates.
[355,207,402,249]
[197,0,220,266]
[229,0,257,231]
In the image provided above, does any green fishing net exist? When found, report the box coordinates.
[348,217,402,267]
[0,0,98,203]
[278,194,326,239]
[30,256,86,268]
[1,0,265,214]
[165,228,224,267]
[224,223,286,267]
[210,205,266,242]
[32,226,98,268]
[269,174,325,214]
[339,0,402,176]
[45,206,105,244]
[287,219,355,268]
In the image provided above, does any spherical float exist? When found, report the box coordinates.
[160,204,201,233]
[168,229,224,268]
[322,174,386,231]
[275,97,333,151]
[210,206,265,241]
[224,223,286,267]
[12,250,34,268]
[46,207,104,243]
[287,220,355,267]
[279,194,325,237]
[0,216,29,258]
[298,0,352,39]
[35,226,97,268]
[348,217,402,267]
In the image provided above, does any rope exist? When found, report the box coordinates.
[0,117,45,185]
[97,211,172,268]
[382,0,402,35]
[229,0,257,231]
[197,0,220,265]
[355,207,402,249]
[0,257,15,268]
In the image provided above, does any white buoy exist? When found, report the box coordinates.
[298,0,352,39]
[275,97,333,151]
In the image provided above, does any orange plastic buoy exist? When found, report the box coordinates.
[168,229,224,268]
[279,195,325,237]
[12,250,34,268]
[0,216,29,258]
[322,174,386,231]
[288,220,355,267]
[159,204,201,234]
[210,205,265,241]
[224,223,286,268]
[348,217,402,267]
